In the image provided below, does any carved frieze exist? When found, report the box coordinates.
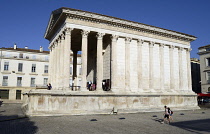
[60,8,196,42]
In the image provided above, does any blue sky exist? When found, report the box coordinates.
[0,0,209,58]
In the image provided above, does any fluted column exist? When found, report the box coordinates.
[149,41,154,90]
[125,37,132,91]
[169,45,175,91]
[57,37,62,89]
[48,46,53,84]
[81,30,90,91]
[178,47,183,91]
[96,32,105,91]
[60,33,65,89]
[111,35,119,91]
[50,45,55,86]
[54,41,58,89]
[159,43,165,91]
[73,50,78,88]
[186,48,192,92]
[63,28,73,90]
[137,39,143,92]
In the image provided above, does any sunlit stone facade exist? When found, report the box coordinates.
[23,7,198,116]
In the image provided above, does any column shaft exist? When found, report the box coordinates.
[63,28,72,89]
[96,33,104,91]
[169,45,175,91]
[48,47,52,84]
[179,47,183,91]
[54,42,58,89]
[111,35,118,91]
[60,34,65,89]
[137,39,143,92]
[125,37,131,91]
[57,38,61,89]
[160,44,165,91]
[81,30,89,91]
[50,46,54,86]
[149,42,154,90]
[186,48,192,92]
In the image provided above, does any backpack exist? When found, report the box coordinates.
[168,109,173,115]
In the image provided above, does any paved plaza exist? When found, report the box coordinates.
[0,102,210,134]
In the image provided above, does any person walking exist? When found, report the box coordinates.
[168,107,173,122]
[161,105,170,124]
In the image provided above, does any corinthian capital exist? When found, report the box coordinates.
[169,45,175,49]
[60,33,65,40]
[149,41,155,47]
[64,28,74,35]
[186,48,192,52]
[81,30,90,38]
[111,35,119,42]
[125,37,132,44]
[137,39,144,46]
[96,32,105,39]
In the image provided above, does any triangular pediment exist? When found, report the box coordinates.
[44,8,63,40]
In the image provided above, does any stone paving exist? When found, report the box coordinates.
[0,102,210,134]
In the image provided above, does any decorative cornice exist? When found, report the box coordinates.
[58,7,196,42]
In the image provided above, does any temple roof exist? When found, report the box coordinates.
[44,7,196,42]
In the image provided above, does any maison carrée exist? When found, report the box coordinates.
[22,7,199,116]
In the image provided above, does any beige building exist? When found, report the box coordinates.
[198,44,210,93]
[0,45,49,100]
[0,44,82,101]
[23,7,198,116]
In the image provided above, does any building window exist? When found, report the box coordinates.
[44,65,48,73]
[16,90,21,100]
[2,76,8,86]
[70,67,72,75]
[0,90,9,99]
[19,53,23,58]
[32,64,36,72]
[206,58,210,67]
[44,78,48,85]
[4,62,9,71]
[17,77,22,87]
[18,63,23,72]
[30,78,36,87]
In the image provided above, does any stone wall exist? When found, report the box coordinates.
[22,90,199,116]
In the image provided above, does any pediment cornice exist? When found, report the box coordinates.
[45,7,196,42]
